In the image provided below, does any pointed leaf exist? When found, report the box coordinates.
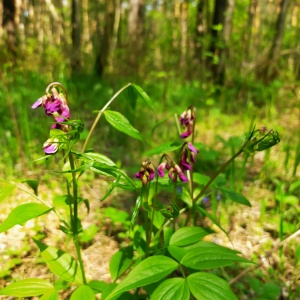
[34,240,83,284]
[0,203,52,233]
[193,173,210,186]
[0,278,53,297]
[145,142,182,156]
[0,183,15,203]
[220,188,251,206]
[167,245,187,262]
[151,278,190,300]
[70,285,95,300]
[103,110,143,141]
[88,280,108,293]
[39,289,59,300]
[187,272,238,300]
[106,256,178,300]
[132,84,153,110]
[181,241,252,270]
[196,205,228,237]
[130,196,142,232]
[110,246,134,281]
[21,179,39,195]
[169,227,212,247]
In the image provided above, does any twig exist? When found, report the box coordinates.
[229,228,300,285]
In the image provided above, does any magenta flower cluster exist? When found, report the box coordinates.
[134,159,156,186]
[134,107,198,186]
[179,107,196,139]
[32,87,70,154]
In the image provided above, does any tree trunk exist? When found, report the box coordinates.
[243,0,257,61]
[2,0,17,56]
[258,0,290,81]
[269,0,290,67]
[71,0,81,72]
[180,0,188,71]
[95,0,115,77]
[194,0,205,63]
[209,0,228,84]
[127,0,144,72]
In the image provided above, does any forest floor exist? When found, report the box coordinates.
[0,101,299,299]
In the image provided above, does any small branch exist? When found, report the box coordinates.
[229,228,300,285]
[82,83,132,153]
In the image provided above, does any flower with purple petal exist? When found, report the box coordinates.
[134,159,156,185]
[43,137,59,155]
[179,107,196,139]
[179,142,198,171]
[32,87,70,131]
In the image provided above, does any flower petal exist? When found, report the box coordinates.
[188,142,198,153]
[31,96,45,109]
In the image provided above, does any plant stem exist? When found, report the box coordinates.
[82,83,132,153]
[68,152,87,284]
[193,148,244,203]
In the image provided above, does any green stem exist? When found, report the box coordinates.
[68,152,87,284]
[82,83,132,153]
[193,148,244,203]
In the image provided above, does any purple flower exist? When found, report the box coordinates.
[157,161,171,177]
[180,150,192,171]
[32,87,70,128]
[179,107,196,139]
[134,159,156,185]
[43,137,59,154]
[179,142,198,171]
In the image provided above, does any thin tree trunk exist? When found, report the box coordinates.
[244,0,257,61]
[2,0,17,56]
[71,0,81,72]
[269,0,290,64]
[209,0,228,84]
[127,0,144,72]
[107,0,120,72]
[95,0,115,77]
[258,0,290,81]
[180,0,188,71]
[194,0,205,62]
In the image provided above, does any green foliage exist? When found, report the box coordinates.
[0,203,52,232]
[0,81,291,300]
[0,278,54,297]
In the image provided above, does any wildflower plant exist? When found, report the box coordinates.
[0,82,281,299]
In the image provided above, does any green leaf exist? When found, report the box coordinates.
[0,203,52,233]
[187,272,238,300]
[39,289,59,300]
[88,280,108,293]
[105,256,178,300]
[130,196,142,232]
[109,246,134,281]
[132,84,153,110]
[196,205,228,237]
[193,173,210,186]
[21,179,39,195]
[151,278,190,300]
[34,240,83,284]
[220,188,251,206]
[70,285,95,300]
[103,110,143,141]
[145,142,182,156]
[181,241,252,270]
[0,278,53,297]
[0,183,15,203]
[82,152,116,166]
[167,245,187,262]
[169,227,212,247]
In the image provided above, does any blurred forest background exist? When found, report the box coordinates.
[0,0,299,170]
[0,0,300,298]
